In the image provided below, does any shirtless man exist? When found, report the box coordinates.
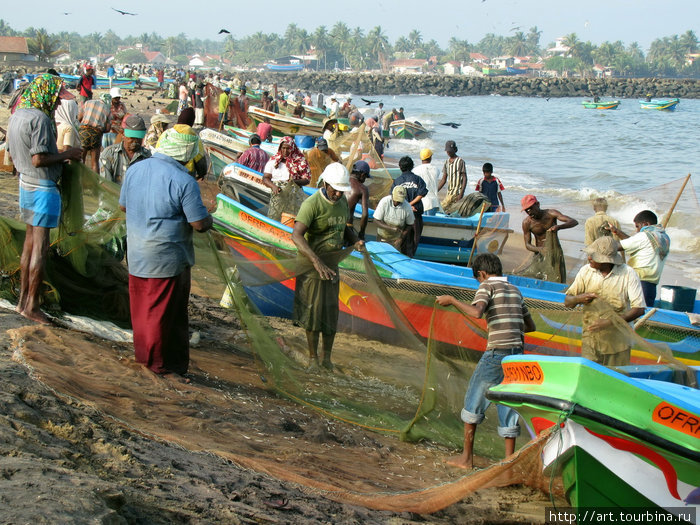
[521,194,578,282]
[346,160,371,240]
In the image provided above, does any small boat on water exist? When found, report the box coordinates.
[582,100,621,110]
[639,98,680,111]
[265,63,304,72]
[248,107,323,137]
[488,355,700,513]
[389,120,431,139]
[211,193,700,364]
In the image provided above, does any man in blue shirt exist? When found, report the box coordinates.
[390,156,428,257]
[119,124,212,377]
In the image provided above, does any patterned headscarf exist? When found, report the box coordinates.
[270,136,310,180]
[641,224,671,260]
[155,124,199,162]
[99,93,112,106]
[18,74,64,116]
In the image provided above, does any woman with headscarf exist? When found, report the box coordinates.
[103,87,128,148]
[262,136,311,222]
[144,114,172,152]
[365,118,384,158]
[55,98,80,152]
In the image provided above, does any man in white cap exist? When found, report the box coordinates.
[292,162,365,370]
[120,124,213,378]
[373,185,415,255]
[565,236,645,366]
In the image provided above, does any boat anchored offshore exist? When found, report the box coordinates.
[388,120,432,139]
[639,98,680,111]
[488,355,700,515]
[582,100,620,110]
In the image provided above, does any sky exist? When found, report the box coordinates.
[3,0,699,52]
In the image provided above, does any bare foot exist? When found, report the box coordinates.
[162,372,192,384]
[20,309,52,325]
[321,360,334,372]
[445,454,474,470]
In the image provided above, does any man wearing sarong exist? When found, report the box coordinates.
[119,124,212,377]
[520,194,578,283]
[237,134,269,174]
[292,163,364,371]
[78,94,112,172]
[7,74,82,324]
[438,140,467,211]
[565,236,645,366]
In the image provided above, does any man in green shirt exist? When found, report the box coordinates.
[292,163,364,370]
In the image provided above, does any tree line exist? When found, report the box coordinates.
[1,19,698,78]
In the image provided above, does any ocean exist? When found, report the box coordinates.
[346,93,700,289]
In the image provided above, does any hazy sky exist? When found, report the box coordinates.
[4,0,699,52]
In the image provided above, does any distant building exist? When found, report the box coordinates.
[389,58,426,74]
[0,36,36,62]
[443,61,462,75]
[143,51,167,67]
[492,56,515,69]
[469,53,489,64]
[546,38,571,57]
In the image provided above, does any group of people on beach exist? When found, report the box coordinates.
[5,70,674,475]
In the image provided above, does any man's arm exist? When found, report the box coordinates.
[292,221,336,280]
[548,209,578,232]
[32,148,82,167]
[458,162,467,199]
[190,215,213,233]
[437,163,447,192]
[435,295,486,319]
[523,312,536,333]
[359,186,370,239]
[607,223,630,240]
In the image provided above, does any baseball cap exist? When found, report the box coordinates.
[352,160,370,176]
[123,114,147,139]
[392,186,407,202]
[420,148,433,161]
[445,140,457,153]
[584,236,623,265]
[521,194,538,211]
[320,163,351,192]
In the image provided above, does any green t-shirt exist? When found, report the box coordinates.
[295,189,348,269]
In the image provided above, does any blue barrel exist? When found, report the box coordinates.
[657,285,697,313]
[294,135,315,149]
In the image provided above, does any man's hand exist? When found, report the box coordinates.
[577,292,597,305]
[63,147,83,162]
[548,224,559,232]
[353,240,365,251]
[586,318,612,332]
[435,295,454,307]
[312,258,336,280]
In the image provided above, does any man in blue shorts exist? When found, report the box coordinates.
[7,74,82,324]
[436,253,535,469]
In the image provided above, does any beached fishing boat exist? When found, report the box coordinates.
[582,100,621,110]
[211,193,700,365]
[59,74,135,90]
[388,120,432,139]
[216,162,512,263]
[248,107,324,137]
[639,98,680,111]
[281,101,328,122]
[488,355,700,513]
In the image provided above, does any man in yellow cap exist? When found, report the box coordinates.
[412,148,441,216]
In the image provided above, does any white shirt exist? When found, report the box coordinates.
[412,163,441,211]
[373,195,414,239]
[620,231,665,284]
[263,159,290,184]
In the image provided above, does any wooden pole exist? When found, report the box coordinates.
[662,173,691,228]
[467,202,489,267]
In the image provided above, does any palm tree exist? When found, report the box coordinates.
[407,29,422,52]
[27,29,63,61]
[526,26,542,56]
[448,38,470,62]
[0,19,16,36]
[367,26,390,71]
[164,36,178,59]
[311,26,330,70]
[679,30,698,53]
[330,22,351,69]
[102,30,121,54]
[562,33,580,58]
[508,32,528,57]
[223,35,235,62]
[394,36,411,53]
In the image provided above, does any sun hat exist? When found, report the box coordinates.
[109,87,121,99]
[320,163,351,192]
[420,148,433,161]
[150,113,174,125]
[392,186,407,203]
[521,194,538,211]
[123,114,147,139]
[584,236,623,265]
[352,160,370,176]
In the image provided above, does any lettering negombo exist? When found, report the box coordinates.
[501,362,544,385]
[240,212,290,243]
[652,402,700,438]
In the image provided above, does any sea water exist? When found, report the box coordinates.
[349,93,699,288]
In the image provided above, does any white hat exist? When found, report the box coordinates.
[319,163,351,192]
[109,87,122,98]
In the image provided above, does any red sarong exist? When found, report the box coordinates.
[129,268,191,375]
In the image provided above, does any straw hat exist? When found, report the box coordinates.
[584,236,624,265]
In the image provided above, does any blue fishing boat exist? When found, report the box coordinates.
[639,98,680,111]
[265,63,304,72]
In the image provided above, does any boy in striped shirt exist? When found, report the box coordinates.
[437,253,535,469]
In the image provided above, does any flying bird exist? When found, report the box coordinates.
[440,122,461,129]
[218,29,231,34]
[361,97,380,105]
[111,7,137,15]
[62,12,72,15]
